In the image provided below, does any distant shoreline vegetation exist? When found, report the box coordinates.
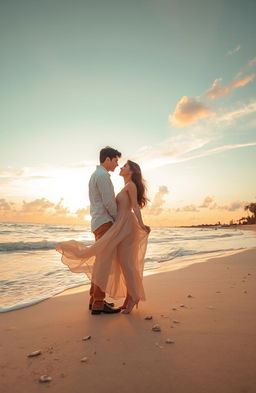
[180,202,256,228]
[238,203,256,225]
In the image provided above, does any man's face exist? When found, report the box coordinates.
[109,156,119,172]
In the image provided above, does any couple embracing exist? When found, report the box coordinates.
[56,147,150,315]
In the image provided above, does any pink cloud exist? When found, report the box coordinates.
[205,74,255,100]
[169,96,212,127]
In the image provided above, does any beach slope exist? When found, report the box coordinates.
[1,248,256,393]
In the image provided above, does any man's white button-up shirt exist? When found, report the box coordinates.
[88,165,117,232]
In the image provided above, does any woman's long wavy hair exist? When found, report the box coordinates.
[127,160,149,208]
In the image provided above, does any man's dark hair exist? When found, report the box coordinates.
[99,146,121,163]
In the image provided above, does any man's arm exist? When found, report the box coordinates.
[97,174,117,220]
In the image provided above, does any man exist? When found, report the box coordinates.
[89,146,122,315]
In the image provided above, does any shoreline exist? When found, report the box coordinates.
[2,245,254,314]
[1,247,256,393]
[177,223,256,230]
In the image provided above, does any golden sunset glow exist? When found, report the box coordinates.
[0,1,255,227]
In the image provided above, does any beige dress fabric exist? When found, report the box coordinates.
[56,188,149,302]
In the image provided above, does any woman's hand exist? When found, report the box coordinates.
[141,224,151,233]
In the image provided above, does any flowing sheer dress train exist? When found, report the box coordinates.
[56,189,149,302]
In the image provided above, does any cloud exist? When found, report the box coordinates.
[21,198,55,213]
[133,133,212,170]
[0,198,16,212]
[234,57,256,79]
[209,201,246,211]
[175,199,247,216]
[248,57,256,68]
[145,96,256,169]
[199,196,214,208]
[0,162,95,185]
[176,204,199,212]
[0,167,53,188]
[138,133,256,170]
[0,163,95,213]
[169,64,255,129]
[145,185,169,215]
[227,45,241,56]
[0,197,90,224]
[169,96,213,127]
[178,142,256,164]
[205,74,255,100]
[216,100,256,123]
[75,207,90,219]
[54,198,71,215]
[222,201,245,211]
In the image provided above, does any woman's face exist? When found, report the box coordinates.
[119,162,131,177]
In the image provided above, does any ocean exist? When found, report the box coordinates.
[0,222,255,312]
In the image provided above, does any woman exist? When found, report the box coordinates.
[56,160,150,313]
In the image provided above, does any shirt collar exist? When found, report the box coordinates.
[97,165,110,176]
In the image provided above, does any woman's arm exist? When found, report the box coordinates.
[126,182,150,233]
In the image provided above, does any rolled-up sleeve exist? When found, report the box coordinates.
[97,174,117,220]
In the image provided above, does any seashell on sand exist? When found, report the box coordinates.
[81,357,88,362]
[172,320,180,324]
[82,335,91,341]
[172,307,177,311]
[27,350,41,357]
[187,294,193,298]
[166,338,175,344]
[152,324,161,332]
[180,304,185,307]
[39,375,52,383]
[144,315,153,320]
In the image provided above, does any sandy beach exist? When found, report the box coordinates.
[1,246,256,393]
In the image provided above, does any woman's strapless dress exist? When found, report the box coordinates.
[56,189,149,302]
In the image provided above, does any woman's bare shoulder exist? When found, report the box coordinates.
[125,181,136,191]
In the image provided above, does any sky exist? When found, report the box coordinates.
[1,0,256,226]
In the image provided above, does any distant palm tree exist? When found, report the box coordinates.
[238,217,248,224]
[244,203,256,218]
